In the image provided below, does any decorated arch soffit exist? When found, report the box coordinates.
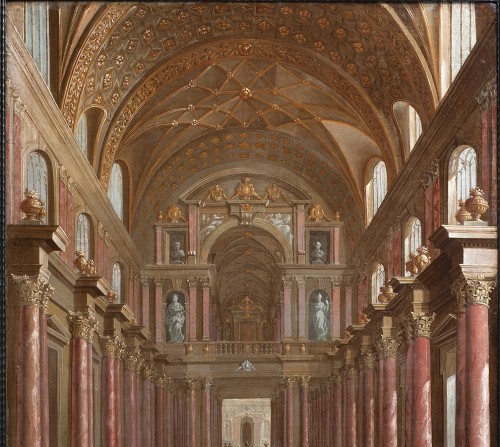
[60,2,438,254]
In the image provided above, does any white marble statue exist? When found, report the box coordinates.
[266,213,292,244]
[166,293,185,342]
[309,292,329,340]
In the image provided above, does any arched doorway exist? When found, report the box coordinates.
[240,416,254,446]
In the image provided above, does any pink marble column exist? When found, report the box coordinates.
[356,366,363,445]
[283,277,293,339]
[333,225,341,264]
[381,337,399,447]
[376,350,384,447]
[140,278,150,328]
[344,280,352,328]
[186,379,197,447]
[201,279,211,341]
[155,382,165,447]
[332,373,342,447]
[331,280,341,338]
[12,274,44,447]
[155,226,162,264]
[404,325,414,447]
[465,276,495,447]
[411,313,435,447]
[124,351,140,447]
[114,356,122,445]
[39,299,49,447]
[202,379,213,447]
[165,382,174,447]
[344,364,357,447]
[188,278,198,341]
[88,341,94,447]
[455,306,466,447]
[154,279,164,342]
[325,383,332,447]
[296,276,306,339]
[69,311,97,447]
[101,337,121,447]
[141,367,152,447]
[361,353,375,447]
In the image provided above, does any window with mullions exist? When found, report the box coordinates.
[76,214,91,258]
[107,163,123,221]
[448,146,477,223]
[112,263,122,304]
[26,151,49,223]
[24,2,49,84]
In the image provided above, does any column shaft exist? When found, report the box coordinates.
[71,338,89,447]
[332,384,342,447]
[202,284,210,340]
[124,369,138,447]
[456,312,466,447]
[413,336,432,447]
[363,368,375,447]
[345,373,357,447]
[187,388,196,446]
[102,356,116,446]
[188,283,197,341]
[286,385,293,447]
[203,386,212,447]
[376,357,384,447]
[87,342,94,447]
[405,340,414,447]
[382,356,397,447]
[40,312,49,447]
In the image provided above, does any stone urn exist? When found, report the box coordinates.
[455,200,473,224]
[465,187,489,221]
[413,246,431,272]
[74,251,88,272]
[20,189,46,221]
[378,282,397,303]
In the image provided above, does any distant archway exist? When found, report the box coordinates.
[240,417,254,446]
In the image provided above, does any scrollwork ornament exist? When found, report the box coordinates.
[411,312,436,338]
[464,275,496,307]
[11,274,53,310]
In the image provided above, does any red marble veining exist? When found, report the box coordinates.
[344,285,352,328]
[332,384,342,447]
[405,340,414,446]
[283,284,292,339]
[20,305,41,446]
[188,387,196,447]
[345,376,357,447]
[114,359,121,445]
[490,100,497,225]
[141,281,150,328]
[297,282,306,339]
[142,379,151,446]
[203,386,211,447]
[71,338,89,447]
[286,385,293,447]
[40,313,49,447]
[202,284,210,340]
[413,336,432,447]
[456,312,466,447]
[363,367,375,447]
[301,386,309,447]
[393,228,402,276]
[333,226,340,265]
[188,284,197,341]
[189,210,197,254]
[87,343,94,447]
[59,180,67,260]
[331,286,341,338]
[125,370,138,447]
[297,209,305,254]
[466,304,490,447]
[376,357,384,447]
[383,356,398,447]
[150,382,155,447]
[102,356,116,446]
[155,284,163,342]
[13,112,22,223]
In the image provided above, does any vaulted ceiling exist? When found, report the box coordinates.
[57,2,444,266]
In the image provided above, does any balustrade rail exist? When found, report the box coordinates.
[214,342,282,355]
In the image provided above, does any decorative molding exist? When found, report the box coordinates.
[59,165,69,185]
[411,311,436,338]
[294,275,306,287]
[187,277,198,288]
[123,349,143,372]
[11,274,54,312]
[476,78,497,111]
[68,310,99,340]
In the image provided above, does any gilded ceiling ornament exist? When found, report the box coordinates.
[166,205,186,223]
[202,185,228,205]
[263,183,289,202]
[230,177,263,200]
[307,204,331,222]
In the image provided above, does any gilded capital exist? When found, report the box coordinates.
[282,276,293,288]
[123,350,143,372]
[331,372,342,388]
[294,275,306,287]
[141,363,155,382]
[451,276,467,313]
[360,349,376,370]
[154,278,163,288]
[100,335,125,358]
[186,377,199,390]
[68,310,98,340]
[297,375,310,388]
[201,277,211,288]
[344,363,357,380]
[187,277,198,288]
[381,336,400,358]
[464,275,496,307]
[282,376,294,388]
[11,274,54,311]
[411,312,435,338]
[202,377,214,389]
[140,277,151,287]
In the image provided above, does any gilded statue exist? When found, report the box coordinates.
[230,177,262,200]
[202,184,228,205]
[263,183,289,203]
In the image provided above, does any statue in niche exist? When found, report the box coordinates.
[309,291,330,341]
[224,417,232,439]
[230,177,263,200]
[202,184,228,205]
[310,240,327,264]
[170,240,186,264]
[166,293,185,342]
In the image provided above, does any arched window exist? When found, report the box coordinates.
[448,146,477,223]
[24,2,49,84]
[107,163,123,220]
[408,105,422,151]
[372,263,385,303]
[76,214,91,258]
[366,159,387,224]
[440,3,476,97]
[404,217,422,276]
[76,114,87,157]
[112,263,122,304]
[26,151,49,223]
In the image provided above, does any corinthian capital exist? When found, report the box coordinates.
[186,377,199,390]
[68,310,99,340]
[294,275,306,287]
[381,336,400,358]
[360,349,376,370]
[123,350,143,372]
[297,375,310,388]
[411,312,436,338]
[282,276,293,288]
[464,275,496,307]
[344,363,357,380]
[100,335,125,358]
[202,377,214,389]
[330,372,342,387]
[282,376,294,388]
[451,276,467,313]
[187,277,198,288]
[11,274,54,311]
